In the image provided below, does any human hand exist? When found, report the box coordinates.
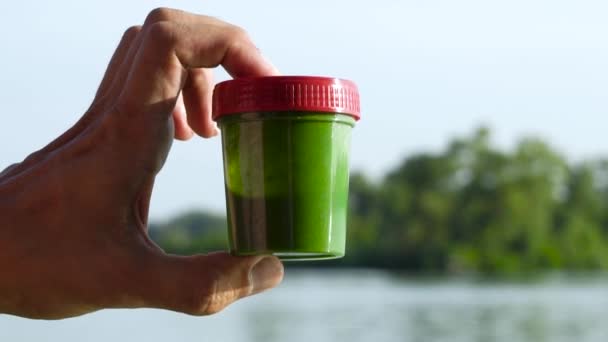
[0,7,283,319]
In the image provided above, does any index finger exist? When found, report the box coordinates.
[117,12,278,116]
[142,8,279,78]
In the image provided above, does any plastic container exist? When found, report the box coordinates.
[212,76,360,260]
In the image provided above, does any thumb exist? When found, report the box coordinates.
[143,252,284,315]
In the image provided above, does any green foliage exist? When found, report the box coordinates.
[151,128,608,274]
[149,211,227,255]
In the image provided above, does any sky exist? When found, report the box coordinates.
[0,0,607,220]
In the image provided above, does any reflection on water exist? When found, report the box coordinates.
[2,270,608,342]
[239,271,608,342]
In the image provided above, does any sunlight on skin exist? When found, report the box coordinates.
[0,8,283,319]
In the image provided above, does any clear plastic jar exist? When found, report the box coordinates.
[213,76,360,260]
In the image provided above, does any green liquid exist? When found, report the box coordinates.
[219,112,355,260]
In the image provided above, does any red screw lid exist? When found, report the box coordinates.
[212,76,360,121]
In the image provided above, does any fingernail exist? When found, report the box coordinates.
[250,257,284,294]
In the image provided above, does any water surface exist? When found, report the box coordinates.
[2,270,608,342]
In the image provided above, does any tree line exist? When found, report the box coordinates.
[151,128,608,274]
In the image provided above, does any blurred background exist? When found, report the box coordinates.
[1,0,608,341]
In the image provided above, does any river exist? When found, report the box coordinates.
[2,270,608,342]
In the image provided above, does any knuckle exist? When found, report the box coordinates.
[20,150,48,169]
[183,271,232,316]
[225,24,250,42]
[146,21,175,44]
[145,7,173,25]
[193,294,224,316]
[123,25,142,39]
[0,162,19,176]
[222,25,254,54]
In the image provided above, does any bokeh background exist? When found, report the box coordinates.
[1,0,608,341]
